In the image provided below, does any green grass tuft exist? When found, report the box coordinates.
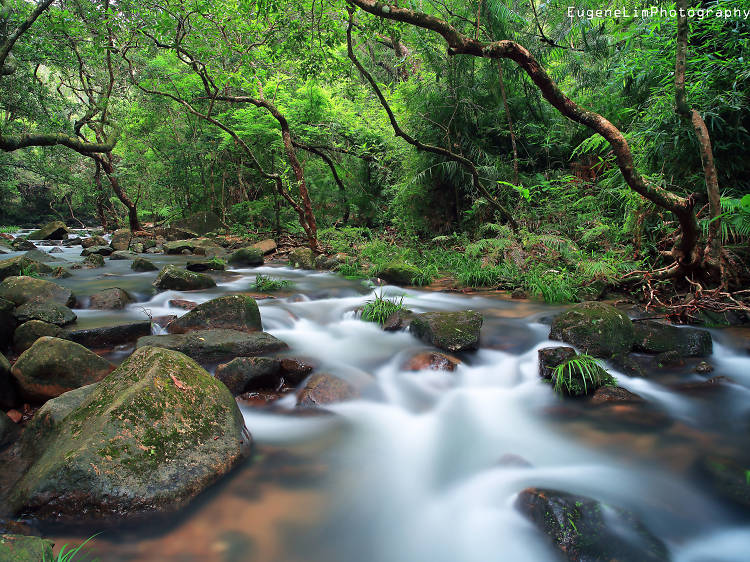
[251,273,294,292]
[44,533,100,562]
[551,354,614,396]
[361,291,406,325]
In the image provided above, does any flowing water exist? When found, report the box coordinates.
[5,233,750,561]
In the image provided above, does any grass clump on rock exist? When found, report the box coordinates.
[361,292,406,326]
[551,353,615,397]
[251,274,293,292]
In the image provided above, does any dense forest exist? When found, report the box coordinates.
[1,1,750,560]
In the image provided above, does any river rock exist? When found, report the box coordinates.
[402,351,461,372]
[8,346,251,519]
[169,299,197,310]
[171,210,221,236]
[227,247,264,267]
[696,455,750,508]
[288,247,315,269]
[279,358,314,384]
[83,253,105,268]
[0,256,53,281]
[252,239,277,255]
[0,297,14,349]
[186,259,225,272]
[167,295,261,334]
[14,301,77,326]
[215,357,282,395]
[0,352,19,410]
[11,238,36,251]
[377,261,420,285]
[80,245,113,257]
[382,310,415,331]
[538,346,577,380]
[11,337,116,401]
[0,276,75,307]
[131,257,158,272]
[110,250,137,261]
[515,487,669,562]
[0,534,54,560]
[110,228,132,251]
[163,238,222,256]
[48,247,63,253]
[136,329,288,363]
[0,409,20,448]
[632,320,712,358]
[409,311,483,352]
[27,221,68,241]
[51,267,72,279]
[161,226,199,241]
[82,235,108,249]
[694,361,714,374]
[296,373,358,407]
[65,321,152,349]
[88,287,133,310]
[22,249,61,263]
[13,320,64,353]
[549,301,634,358]
[589,385,644,404]
[153,265,216,291]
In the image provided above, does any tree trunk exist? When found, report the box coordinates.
[97,153,143,232]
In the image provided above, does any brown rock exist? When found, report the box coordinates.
[296,373,358,407]
[88,287,133,310]
[279,358,314,385]
[169,299,198,310]
[402,351,461,372]
[589,386,644,405]
[6,409,22,423]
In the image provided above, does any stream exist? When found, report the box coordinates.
[5,231,750,561]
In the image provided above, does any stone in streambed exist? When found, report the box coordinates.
[65,321,152,349]
[80,245,113,257]
[409,311,482,352]
[169,299,197,310]
[0,276,75,307]
[402,351,461,372]
[515,487,669,562]
[10,239,36,252]
[22,249,61,263]
[88,287,133,310]
[13,320,63,353]
[538,346,577,380]
[153,265,216,291]
[215,357,282,395]
[83,253,105,268]
[0,534,54,560]
[8,346,251,519]
[0,352,20,410]
[227,247,264,267]
[287,247,315,270]
[549,301,634,358]
[11,336,116,401]
[131,257,158,272]
[696,455,750,508]
[110,250,137,261]
[27,221,69,241]
[252,239,277,255]
[13,301,76,326]
[167,295,261,334]
[632,320,712,358]
[0,410,20,448]
[81,235,108,248]
[0,296,15,349]
[186,259,225,272]
[0,256,53,282]
[296,373,358,407]
[588,385,644,405]
[110,228,132,251]
[136,329,287,363]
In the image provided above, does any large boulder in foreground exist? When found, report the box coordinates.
[11,337,116,401]
[409,311,483,352]
[632,320,712,358]
[549,302,634,358]
[0,535,54,560]
[515,488,669,562]
[153,265,216,291]
[0,276,75,307]
[27,221,68,241]
[136,329,287,363]
[9,346,251,519]
[14,301,76,326]
[167,295,261,334]
[0,256,53,282]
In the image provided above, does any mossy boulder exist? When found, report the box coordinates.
[377,261,420,285]
[153,265,216,291]
[0,276,75,307]
[11,238,36,252]
[110,250,138,261]
[88,287,133,310]
[0,256,53,282]
[288,247,315,269]
[80,245,113,257]
[136,329,288,363]
[163,238,223,256]
[1,352,19,410]
[186,259,225,272]
[14,301,76,326]
[549,302,635,358]
[296,373,358,407]
[52,267,72,279]
[9,346,252,519]
[227,247,264,267]
[1,411,20,448]
[632,320,712,358]
[22,249,61,263]
[538,347,577,380]
[27,221,69,241]
[66,321,152,349]
[0,535,54,560]
[110,228,132,251]
[215,357,282,395]
[515,488,669,562]
[83,253,105,268]
[131,257,158,272]
[167,295,261,334]
[13,320,64,353]
[171,210,221,236]
[82,235,108,249]
[11,337,116,401]
[409,311,483,352]
[0,296,15,349]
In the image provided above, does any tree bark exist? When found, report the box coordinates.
[94,153,143,232]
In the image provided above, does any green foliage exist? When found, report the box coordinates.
[19,264,42,278]
[251,274,294,292]
[360,291,406,325]
[43,533,99,562]
[0,226,20,233]
[551,354,614,396]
